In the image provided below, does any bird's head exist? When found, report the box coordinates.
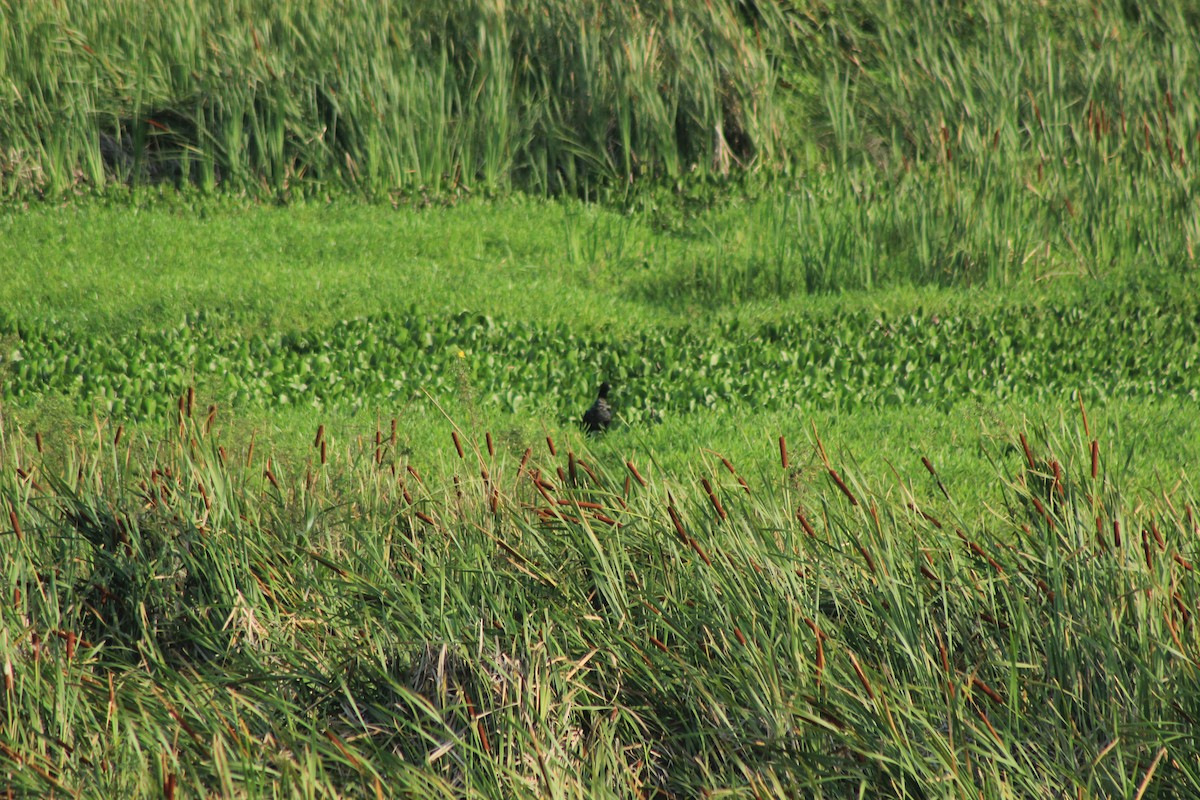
[598,381,611,398]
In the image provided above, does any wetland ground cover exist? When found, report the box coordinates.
[2,1,1200,797]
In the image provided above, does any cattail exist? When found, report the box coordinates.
[186,386,195,417]
[593,512,618,526]
[737,475,751,495]
[1113,519,1122,548]
[35,432,43,454]
[796,508,817,537]
[1096,516,1107,549]
[375,430,383,465]
[778,435,788,469]
[701,478,727,521]
[969,540,1003,573]
[532,470,556,493]
[720,456,736,475]
[320,440,327,465]
[921,456,937,476]
[415,511,435,526]
[626,460,647,487]
[688,536,712,566]
[1019,433,1035,469]
[1031,495,1046,518]
[828,469,858,506]
[517,447,532,476]
[568,452,578,486]
[856,543,876,574]
[1151,518,1165,550]
[406,464,424,485]
[1142,531,1154,570]
[667,505,688,546]
[1035,578,1054,602]
[847,651,875,700]
[623,475,631,497]
[733,627,747,647]
[8,509,21,542]
[977,708,1002,744]
[907,503,942,529]
[576,458,601,488]
[557,499,603,510]
[1174,553,1194,571]
[246,435,255,468]
[451,431,464,459]
[545,435,557,456]
[65,630,76,660]
[489,488,499,514]
[485,432,494,457]
[114,424,124,447]
[649,636,669,654]
[556,466,567,487]
[264,466,279,491]
[3,658,12,693]
[971,676,1003,706]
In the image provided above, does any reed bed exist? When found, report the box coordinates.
[1,395,1197,797]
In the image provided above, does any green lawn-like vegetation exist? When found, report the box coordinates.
[3,1,1200,797]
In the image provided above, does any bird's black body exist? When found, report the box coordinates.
[582,382,613,433]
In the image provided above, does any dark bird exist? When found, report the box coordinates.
[582,382,613,433]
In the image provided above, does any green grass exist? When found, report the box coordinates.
[1,196,1198,796]
[2,397,1198,797]
[3,1,1200,795]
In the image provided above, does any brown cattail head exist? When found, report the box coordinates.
[452,431,464,459]
[486,432,495,458]
[701,478,727,521]
[626,460,647,487]
[545,435,557,457]
[779,435,789,469]
[848,651,875,700]
[667,504,688,545]
[1019,433,1035,470]
[828,469,859,506]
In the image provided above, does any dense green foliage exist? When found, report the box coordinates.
[2,408,1198,797]
[4,298,1199,423]
[3,1,1200,796]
